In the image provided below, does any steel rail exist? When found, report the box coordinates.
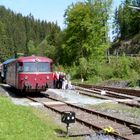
[27,95,140,140]
[75,88,140,108]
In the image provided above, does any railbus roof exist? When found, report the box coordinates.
[17,56,53,63]
[3,58,16,65]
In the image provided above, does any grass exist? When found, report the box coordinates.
[0,96,79,140]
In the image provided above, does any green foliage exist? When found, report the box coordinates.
[36,26,62,61]
[27,40,37,55]
[86,76,103,84]
[0,6,61,61]
[0,21,14,61]
[112,56,132,78]
[68,56,139,86]
[45,45,56,60]
[104,56,139,84]
[97,63,114,80]
[61,0,112,65]
[64,63,79,80]
[79,57,88,80]
[127,70,139,87]
[37,39,48,56]
[113,0,140,40]
[131,57,140,74]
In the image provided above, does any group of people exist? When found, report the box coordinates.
[53,72,74,90]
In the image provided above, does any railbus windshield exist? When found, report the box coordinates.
[18,62,51,72]
[37,62,51,72]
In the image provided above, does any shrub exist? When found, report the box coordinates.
[78,57,88,80]
[112,56,132,79]
[131,57,140,74]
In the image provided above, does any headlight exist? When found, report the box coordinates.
[24,76,28,80]
[46,76,49,80]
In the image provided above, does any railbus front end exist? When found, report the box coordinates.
[6,56,53,92]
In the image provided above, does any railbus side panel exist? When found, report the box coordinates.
[6,62,18,88]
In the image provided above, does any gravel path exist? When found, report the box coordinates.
[0,86,136,140]
[0,84,9,96]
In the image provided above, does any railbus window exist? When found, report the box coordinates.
[17,62,23,72]
[23,62,36,72]
[37,62,51,72]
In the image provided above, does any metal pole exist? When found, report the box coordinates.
[66,123,69,136]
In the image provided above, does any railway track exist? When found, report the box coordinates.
[27,93,140,140]
[1,84,140,139]
[74,84,140,108]
[74,83,140,97]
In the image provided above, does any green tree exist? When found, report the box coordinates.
[79,57,88,80]
[27,40,37,55]
[61,0,112,65]
[0,6,61,60]
[113,0,140,40]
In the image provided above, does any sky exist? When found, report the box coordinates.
[0,0,123,29]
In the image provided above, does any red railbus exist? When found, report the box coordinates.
[6,55,53,92]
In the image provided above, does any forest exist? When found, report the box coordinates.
[0,0,140,86]
[0,6,61,61]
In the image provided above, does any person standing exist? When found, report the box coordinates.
[53,71,58,88]
[59,72,67,89]
[62,76,67,90]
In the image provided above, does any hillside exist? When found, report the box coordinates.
[110,33,140,55]
[0,6,61,62]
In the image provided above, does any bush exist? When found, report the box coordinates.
[87,76,103,84]
[112,56,132,79]
[63,56,139,86]
[131,57,140,74]
[64,64,80,80]
[79,57,88,80]
[97,63,114,80]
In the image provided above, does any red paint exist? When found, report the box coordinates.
[6,56,53,92]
